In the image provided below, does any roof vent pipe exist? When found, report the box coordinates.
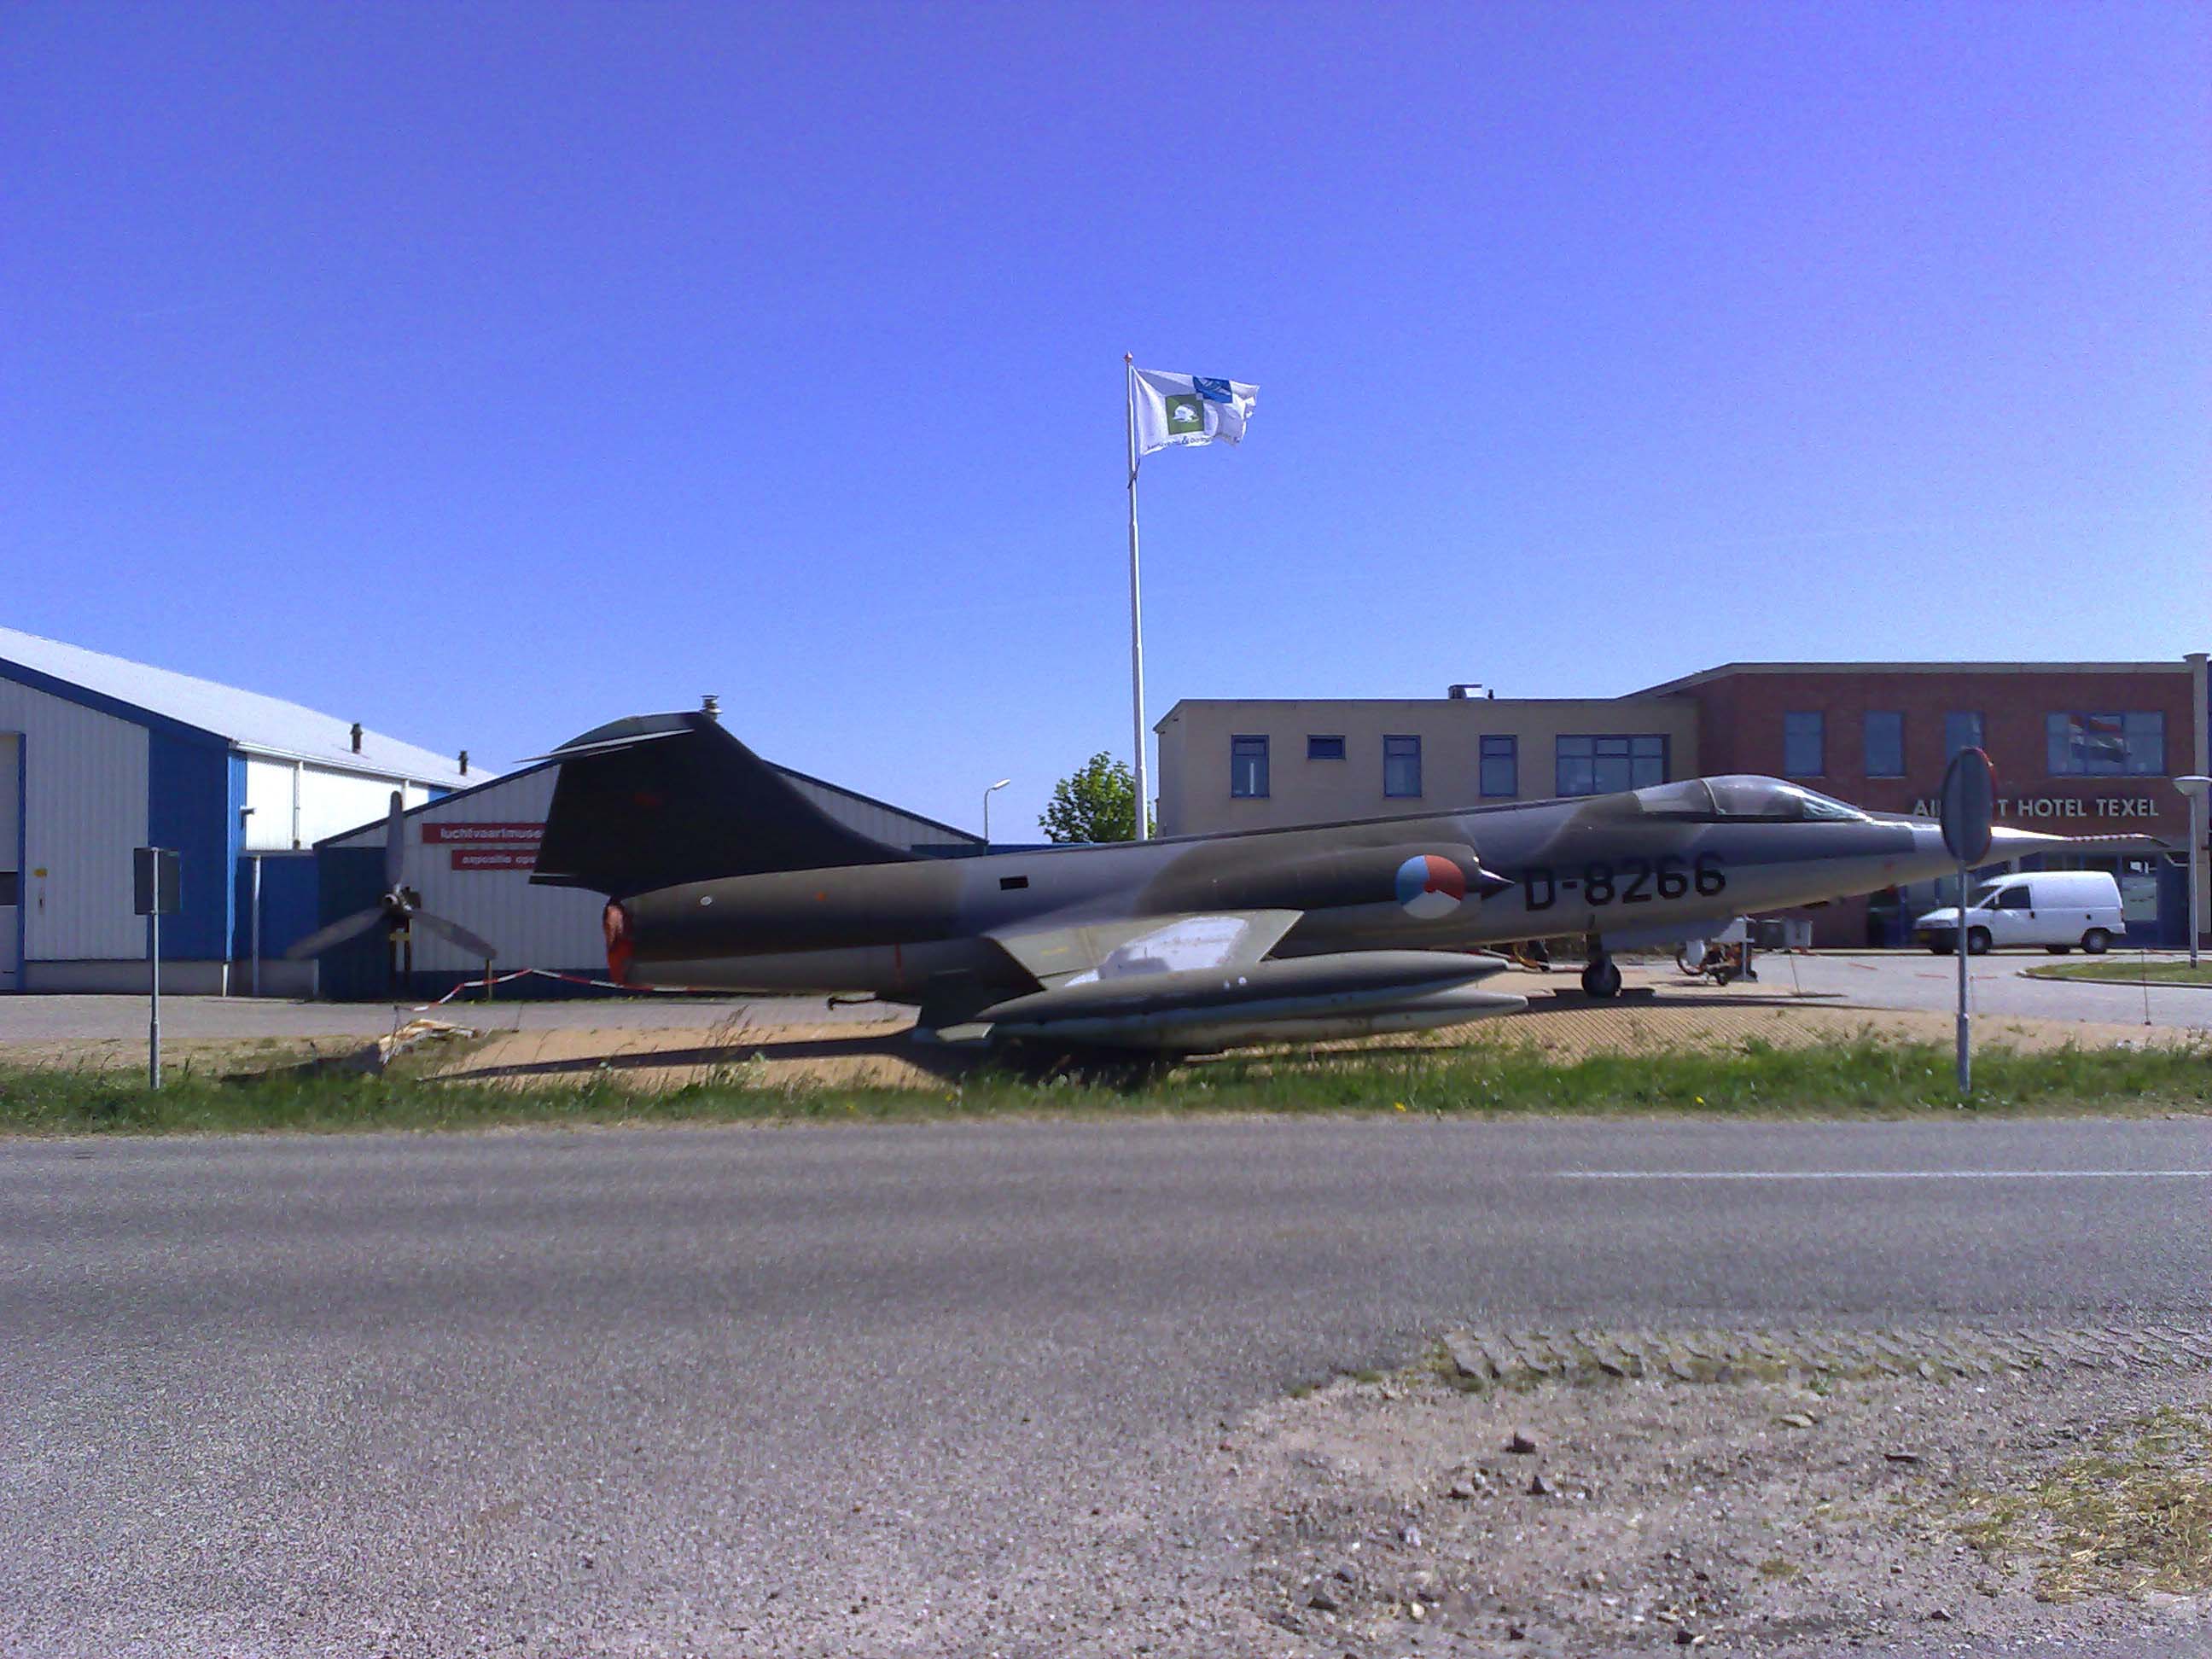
[458,749,469,776]
[701,694,721,722]
[350,721,364,753]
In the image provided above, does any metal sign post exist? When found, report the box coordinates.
[2177,777,2209,969]
[1938,749,1994,1095]
[134,847,181,1089]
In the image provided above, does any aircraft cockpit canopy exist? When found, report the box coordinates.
[1628,776,1871,824]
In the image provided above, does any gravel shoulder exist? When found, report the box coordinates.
[1228,1352,2212,1656]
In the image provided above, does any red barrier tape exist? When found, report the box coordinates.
[411,968,713,1011]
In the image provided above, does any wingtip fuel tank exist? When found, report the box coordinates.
[962,950,1526,1051]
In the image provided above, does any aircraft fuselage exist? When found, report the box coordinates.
[608,783,1989,1000]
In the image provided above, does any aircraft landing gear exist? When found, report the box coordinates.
[1580,950,1622,999]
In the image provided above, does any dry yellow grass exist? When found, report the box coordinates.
[1955,1406,2212,1602]
[422,981,2196,1093]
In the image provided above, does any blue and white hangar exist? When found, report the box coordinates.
[0,627,981,998]
[0,626,477,994]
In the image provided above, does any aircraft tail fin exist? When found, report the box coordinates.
[531,712,915,897]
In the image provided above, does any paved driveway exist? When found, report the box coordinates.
[1743,950,2212,1029]
[4,952,2203,1051]
[0,990,858,1043]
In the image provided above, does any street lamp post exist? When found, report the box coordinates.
[2177,777,2209,969]
[982,778,1011,846]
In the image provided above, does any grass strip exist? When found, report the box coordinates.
[2024,961,2212,987]
[1,1033,2207,1136]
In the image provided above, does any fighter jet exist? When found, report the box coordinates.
[531,712,2054,1051]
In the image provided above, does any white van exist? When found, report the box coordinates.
[1913,870,2127,956]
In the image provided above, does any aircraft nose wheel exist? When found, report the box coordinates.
[1580,956,1623,998]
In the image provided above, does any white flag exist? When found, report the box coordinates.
[1132,368,1257,457]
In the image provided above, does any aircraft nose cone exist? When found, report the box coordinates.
[1985,824,2069,861]
[1905,819,2063,876]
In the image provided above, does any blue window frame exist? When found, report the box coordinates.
[1306,734,1345,761]
[1863,710,1904,778]
[1783,711,1825,778]
[1230,735,1269,798]
[2046,712,2163,777]
[1479,735,1517,798]
[1556,734,1667,797]
[1383,735,1422,798]
[1944,711,1983,760]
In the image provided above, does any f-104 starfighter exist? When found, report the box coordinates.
[530,712,2053,1051]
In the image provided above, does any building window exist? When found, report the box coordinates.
[1230,735,1269,797]
[1306,735,1345,761]
[1479,735,1517,798]
[1383,735,1422,797]
[1556,734,1667,797]
[1863,711,1905,778]
[1944,711,1983,760]
[1783,712,1825,777]
[2046,712,2164,777]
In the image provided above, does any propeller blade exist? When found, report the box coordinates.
[383,790,406,889]
[410,911,499,962]
[284,907,391,960]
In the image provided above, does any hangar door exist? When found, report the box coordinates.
[0,734,17,990]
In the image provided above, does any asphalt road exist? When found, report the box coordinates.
[4,1116,2209,1657]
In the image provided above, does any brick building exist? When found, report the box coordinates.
[1155,655,2209,947]
[1634,661,2206,946]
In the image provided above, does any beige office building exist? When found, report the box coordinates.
[1153,693,1701,836]
[1153,656,2209,950]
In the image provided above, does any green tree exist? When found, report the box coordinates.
[1039,752,1155,843]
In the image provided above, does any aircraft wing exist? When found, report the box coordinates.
[988,909,1304,990]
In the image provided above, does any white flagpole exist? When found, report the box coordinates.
[1125,353,1149,841]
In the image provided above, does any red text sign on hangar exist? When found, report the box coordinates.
[423,823,544,871]
[422,823,544,845]
[450,848,537,870]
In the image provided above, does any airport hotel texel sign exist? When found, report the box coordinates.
[1906,794,2162,824]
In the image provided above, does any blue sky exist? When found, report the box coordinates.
[4,3,2205,835]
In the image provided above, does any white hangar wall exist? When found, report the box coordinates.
[317,757,987,989]
[783,772,963,848]
[326,765,601,974]
[242,755,435,853]
[0,674,151,965]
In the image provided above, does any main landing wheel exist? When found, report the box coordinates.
[1581,957,1623,998]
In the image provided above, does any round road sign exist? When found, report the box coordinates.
[1940,747,1994,865]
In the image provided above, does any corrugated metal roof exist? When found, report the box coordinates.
[0,625,480,785]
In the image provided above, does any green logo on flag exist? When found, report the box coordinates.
[1162,393,1204,435]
